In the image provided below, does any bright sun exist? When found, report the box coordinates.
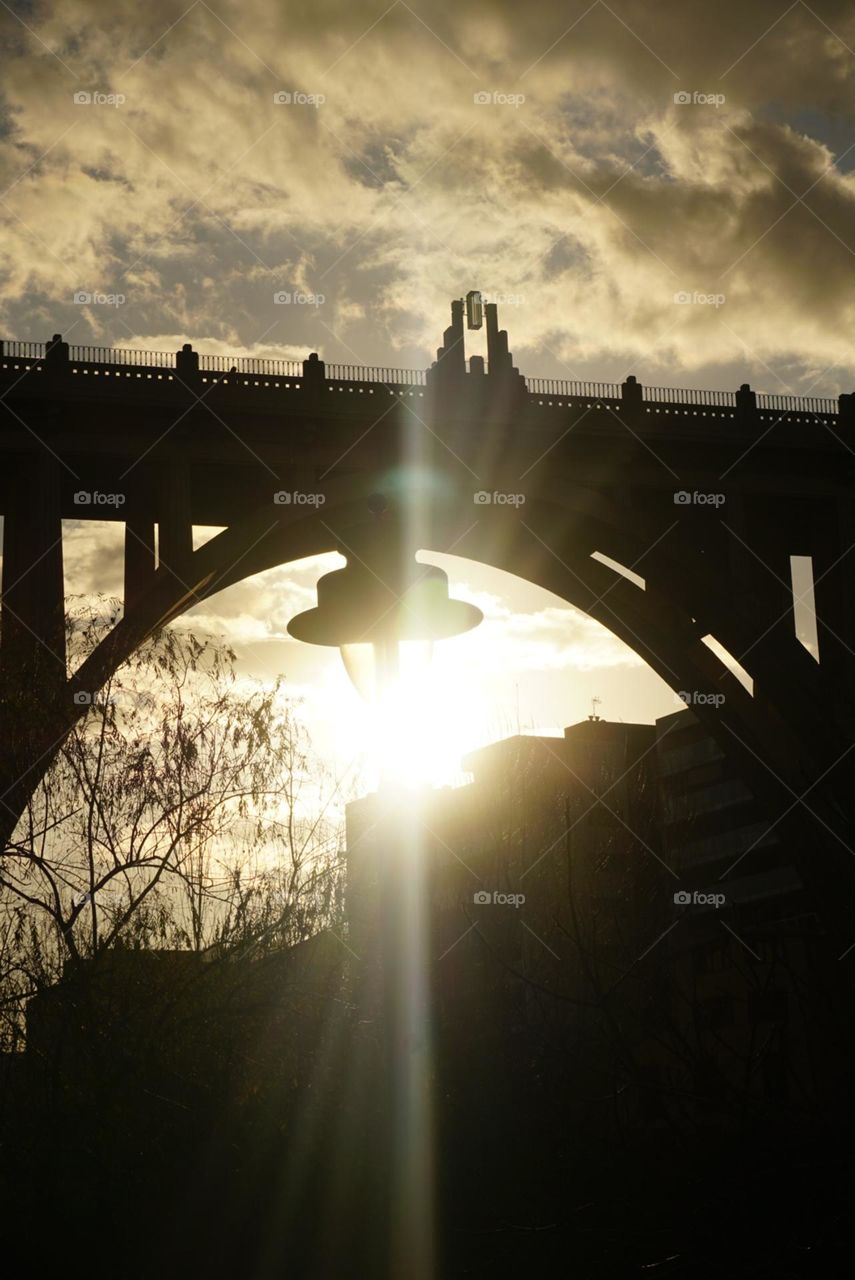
[322,633,485,790]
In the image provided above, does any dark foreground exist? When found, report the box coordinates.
[2,942,854,1278]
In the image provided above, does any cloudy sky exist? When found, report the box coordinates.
[2,0,850,781]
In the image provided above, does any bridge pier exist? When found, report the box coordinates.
[124,516,157,611]
[158,466,194,584]
[0,451,66,687]
[0,451,68,847]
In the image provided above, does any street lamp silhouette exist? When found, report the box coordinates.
[287,520,482,709]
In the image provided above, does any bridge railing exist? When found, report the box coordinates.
[644,385,737,407]
[1,338,849,418]
[326,363,427,386]
[198,354,303,377]
[756,392,837,415]
[1,340,47,360]
[69,345,176,367]
[527,377,621,399]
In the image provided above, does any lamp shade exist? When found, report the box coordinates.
[288,558,482,647]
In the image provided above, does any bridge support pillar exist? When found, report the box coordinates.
[0,452,67,847]
[124,517,157,611]
[0,451,66,687]
[158,466,193,583]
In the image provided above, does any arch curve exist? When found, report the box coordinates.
[11,478,855,942]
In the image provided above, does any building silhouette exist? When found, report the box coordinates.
[346,709,846,1135]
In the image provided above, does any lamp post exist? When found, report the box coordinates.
[287,507,482,1278]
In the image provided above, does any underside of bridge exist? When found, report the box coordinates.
[2,304,855,942]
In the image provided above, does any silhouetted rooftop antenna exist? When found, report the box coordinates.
[589,696,602,722]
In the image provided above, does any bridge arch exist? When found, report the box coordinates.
[62,479,855,927]
[2,467,854,940]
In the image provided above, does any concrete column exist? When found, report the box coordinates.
[158,465,193,582]
[123,517,156,611]
[0,451,66,686]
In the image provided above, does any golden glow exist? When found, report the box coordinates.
[323,634,485,790]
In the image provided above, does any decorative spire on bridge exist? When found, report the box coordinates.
[426,295,527,406]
